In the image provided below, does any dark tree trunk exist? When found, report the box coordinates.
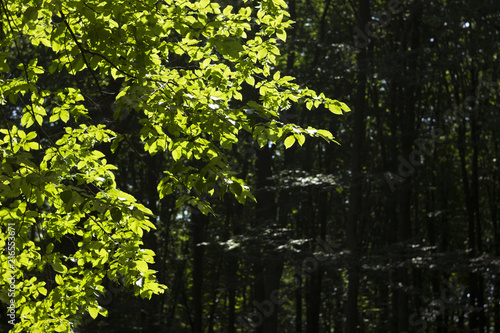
[253,146,281,333]
[305,270,322,333]
[192,209,207,333]
[345,1,369,332]
[295,281,302,333]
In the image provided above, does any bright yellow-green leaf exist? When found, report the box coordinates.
[257,48,268,60]
[306,100,313,110]
[55,275,64,285]
[284,135,296,149]
[134,260,148,273]
[296,133,306,146]
[317,129,334,140]
[172,148,182,161]
[60,110,70,123]
[276,29,287,41]
[88,304,99,319]
[245,76,255,86]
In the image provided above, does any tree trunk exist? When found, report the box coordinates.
[345,0,370,333]
[253,146,281,333]
[345,1,369,332]
[192,209,207,333]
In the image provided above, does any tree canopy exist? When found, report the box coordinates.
[0,0,348,331]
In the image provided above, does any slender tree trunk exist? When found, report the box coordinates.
[192,209,207,333]
[253,147,280,333]
[487,140,500,332]
[227,261,237,333]
[206,261,222,333]
[226,219,239,333]
[295,280,302,333]
[345,1,369,331]
[306,270,322,333]
[166,258,186,331]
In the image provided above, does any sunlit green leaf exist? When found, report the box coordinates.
[284,135,296,148]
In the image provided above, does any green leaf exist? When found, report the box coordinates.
[60,110,70,123]
[88,304,99,319]
[23,7,39,24]
[317,129,334,141]
[48,61,59,74]
[55,275,64,285]
[110,207,123,222]
[274,0,288,8]
[216,38,244,58]
[245,76,255,86]
[0,54,10,72]
[340,101,351,112]
[257,48,268,60]
[306,100,313,110]
[230,182,242,196]
[172,148,182,161]
[60,190,73,203]
[284,135,296,149]
[51,261,67,274]
[134,260,148,273]
[276,29,287,41]
[296,134,306,146]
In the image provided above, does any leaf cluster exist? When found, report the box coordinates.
[0,0,348,331]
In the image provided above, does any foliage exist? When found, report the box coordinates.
[0,0,348,331]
